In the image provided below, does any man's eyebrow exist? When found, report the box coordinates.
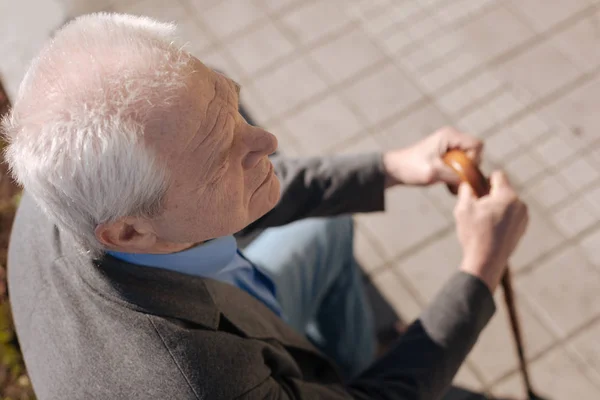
[231,79,241,96]
[212,69,241,95]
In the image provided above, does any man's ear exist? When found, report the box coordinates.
[94,217,157,253]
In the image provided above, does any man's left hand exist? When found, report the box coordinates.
[383,127,483,187]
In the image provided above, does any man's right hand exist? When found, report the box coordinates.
[454,171,529,292]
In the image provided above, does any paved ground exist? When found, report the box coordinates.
[3,0,600,398]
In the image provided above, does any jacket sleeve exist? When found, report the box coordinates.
[237,153,386,236]
[246,271,496,400]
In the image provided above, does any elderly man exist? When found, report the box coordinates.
[4,13,528,400]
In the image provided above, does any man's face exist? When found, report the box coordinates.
[147,58,280,246]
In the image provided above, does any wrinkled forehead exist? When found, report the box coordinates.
[143,57,238,159]
[180,57,240,115]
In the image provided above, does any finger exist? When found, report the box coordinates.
[515,204,530,242]
[465,142,484,165]
[457,182,475,205]
[454,182,474,219]
[434,159,462,185]
[444,128,484,154]
[489,170,514,197]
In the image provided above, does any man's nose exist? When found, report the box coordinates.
[242,127,278,169]
[263,130,278,156]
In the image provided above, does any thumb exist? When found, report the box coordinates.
[457,182,475,204]
[489,170,511,196]
[436,163,462,185]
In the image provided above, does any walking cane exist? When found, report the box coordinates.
[442,149,542,400]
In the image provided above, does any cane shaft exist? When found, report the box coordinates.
[501,269,534,396]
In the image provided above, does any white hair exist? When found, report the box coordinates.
[1,13,195,256]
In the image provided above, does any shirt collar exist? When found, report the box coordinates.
[107,235,238,276]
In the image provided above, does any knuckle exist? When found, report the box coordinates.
[506,189,519,202]
[453,206,462,218]
[438,126,456,137]
[454,203,468,218]
[502,191,519,207]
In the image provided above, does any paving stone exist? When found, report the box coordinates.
[252,56,327,119]
[533,134,578,166]
[377,102,449,149]
[553,9,600,73]
[370,268,422,324]
[510,196,564,270]
[494,41,581,101]
[503,151,546,188]
[491,346,600,399]
[357,187,450,262]
[437,72,502,116]
[484,130,523,164]
[541,75,600,152]
[579,225,600,267]
[354,224,386,274]
[509,113,552,146]
[202,0,265,40]
[199,48,245,85]
[186,0,223,13]
[262,0,302,13]
[333,135,382,156]
[280,1,352,45]
[454,5,535,63]
[406,13,439,42]
[456,105,500,136]
[516,246,600,338]
[424,184,459,215]
[56,0,112,16]
[238,83,271,126]
[343,62,424,126]
[451,364,485,394]
[226,21,294,76]
[552,196,597,238]
[309,28,386,84]
[559,158,600,191]
[582,182,600,219]
[507,0,593,33]
[524,174,571,210]
[394,230,462,303]
[112,0,188,22]
[569,319,600,386]
[284,94,364,152]
[269,126,305,157]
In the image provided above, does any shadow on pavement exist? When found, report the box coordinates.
[364,275,529,400]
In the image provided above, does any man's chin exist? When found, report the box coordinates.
[247,179,281,226]
[269,175,281,204]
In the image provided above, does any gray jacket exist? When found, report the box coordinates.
[8,153,495,399]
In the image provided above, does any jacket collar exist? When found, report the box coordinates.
[77,251,322,354]
[106,236,238,276]
[87,253,221,330]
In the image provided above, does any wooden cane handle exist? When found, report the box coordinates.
[442,150,490,198]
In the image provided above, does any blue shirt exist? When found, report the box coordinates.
[107,236,283,316]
